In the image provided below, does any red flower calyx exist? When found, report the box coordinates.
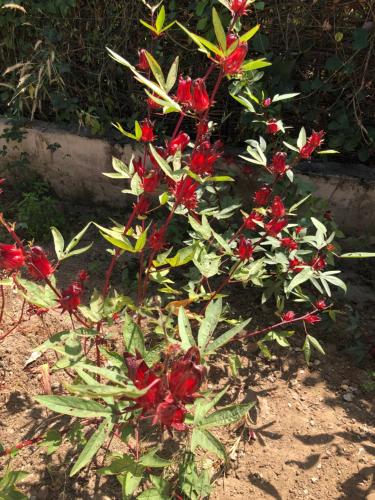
[168,132,190,155]
[59,281,83,313]
[27,247,54,279]
[219,34,248,75]
[271,196,286,219]
[229,0,250,17]
[237,236,254,261]
[140,120,155,142]
[190,140,223,177]
[0,244,25,271]
[137,49,149,71]
[254,186,271,206]
[191,78,210,114]
[172,177,198,210]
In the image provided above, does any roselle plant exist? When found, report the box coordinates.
[1,2,372,498]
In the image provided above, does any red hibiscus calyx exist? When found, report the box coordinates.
[0,243,25,271]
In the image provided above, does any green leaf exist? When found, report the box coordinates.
[204,318,251,354]
[65,223,92,253]
[107,48,181,112]
[303,336,311,364]
[51,226,65,260]
[123,313,145,356]
[138,448,171,468]
[17,278,56,309]
[134,227,148,252]
[322,275,347,293]
[297,127,306,149]
[70,421,113,476]
[165,56,179,92]
[240,24,260,43]
[118,470,143,497]
[212,7,226,50]
[188,214,211,240]
[307,335,325,355]
[144,51,166,89]
[242,59,271,72]
[191,428,226,461]
[311,217,327,235]
[340,252,375,259]
[149,144,174,179]
[198,298,222,349]
[40,429,62,455]
[35,395,112,418]
[155,5,165,33]
[176,22,223,57]
[199,402,255,429]
[75,363,127,385]
[194,386,228,423]
[67,383,144,399]
[287,267,313,293]
[178,306,196,350]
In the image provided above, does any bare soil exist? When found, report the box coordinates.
[0,197,374,499]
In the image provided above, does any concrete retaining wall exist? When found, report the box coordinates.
[1,119,374,235]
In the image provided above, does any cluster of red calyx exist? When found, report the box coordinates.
[176,77,210,114]
[124,346,206,431]
[0,243,56,280]
[171,177,199,210]
[149,226,166,251]
[253,186,271,206]
[218,34,248,75]
[190,140,223,176]
[265,196,288,237]
[229,0,250,17]
[0,243,25,271]
[243,211,263,231]
[299,131,325,159]
[58,270,88,313]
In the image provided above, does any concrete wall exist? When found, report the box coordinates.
[1,119,374,235]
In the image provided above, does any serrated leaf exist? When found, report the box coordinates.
[191,428,226,461]
[70,421,113,476]
[165,56,179,92]
[204,318,251,354]
[149,144,174,179]
[144,51,166,89]
[123,313,145,356]
[198,299,222,349]
[178,306,196,349]
[199,402,254,429]
[35,395,111,418]
[67,383,144,399]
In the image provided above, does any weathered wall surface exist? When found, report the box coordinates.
[1,119,374,235]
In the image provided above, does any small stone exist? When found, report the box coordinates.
[343,393,354,402]
[303,489,309,495]
[288,403,292,408]
[314,359,321,366]
[311,477,319,483]
[341,384,349,391]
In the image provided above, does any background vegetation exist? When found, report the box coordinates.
[0,0,374,162]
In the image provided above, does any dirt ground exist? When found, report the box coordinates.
[0,205,374,499]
